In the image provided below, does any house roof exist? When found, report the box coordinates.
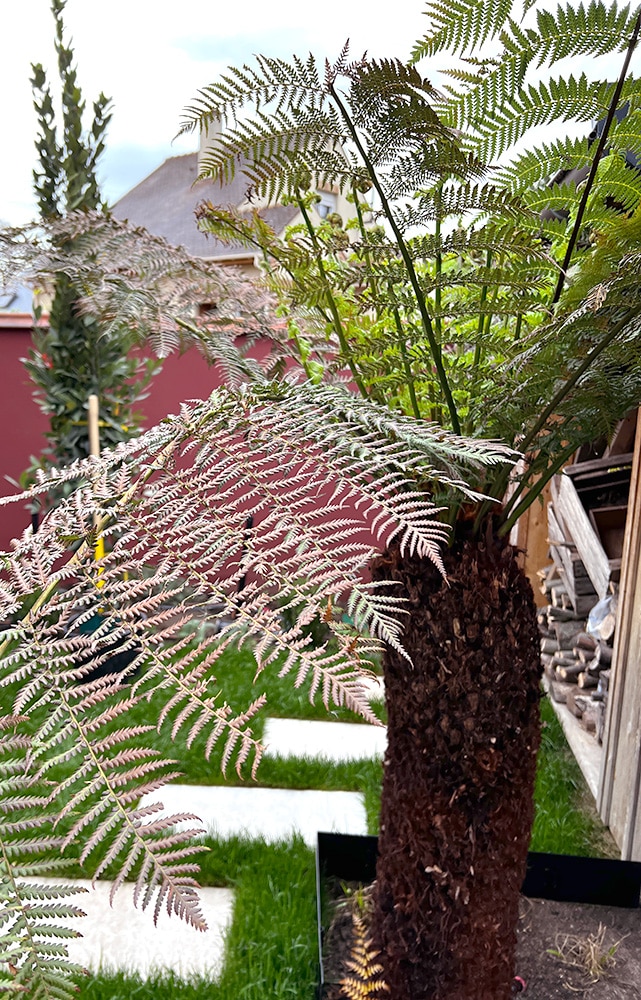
[0,285,34,313]
[112,152,298,259]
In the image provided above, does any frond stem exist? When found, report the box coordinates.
[296,196,369,397]
[498,440,581,537]
[328,83,462,433]
[434,185,443,345]
[351,183,381,312]
[551,12,641,305]
[388,284,422,420]
[466,251,493,433]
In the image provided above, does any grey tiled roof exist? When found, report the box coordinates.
[112,152,298,259]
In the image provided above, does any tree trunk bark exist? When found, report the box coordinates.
[371,526,542,1000]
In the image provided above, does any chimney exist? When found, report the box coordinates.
[198,116,225,174]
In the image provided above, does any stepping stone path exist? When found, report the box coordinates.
[52,690,386,982]
[263,717,387,762]
[31,878,234,981]
[138,782,369,845]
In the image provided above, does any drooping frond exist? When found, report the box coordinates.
[0,716,88,998]
[1,378,511,729]
[0,212,282,381]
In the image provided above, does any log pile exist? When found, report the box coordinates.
[537,597,614,744]
[536,416,636,746]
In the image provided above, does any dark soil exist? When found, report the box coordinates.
[321,887,641,999]
[515,896,641,999]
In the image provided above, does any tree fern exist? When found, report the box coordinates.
[0,370,511,1000]
[4,5,641,997]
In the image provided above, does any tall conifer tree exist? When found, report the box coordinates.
[27,0,154,473]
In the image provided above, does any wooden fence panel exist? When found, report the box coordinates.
[598,414,641,859]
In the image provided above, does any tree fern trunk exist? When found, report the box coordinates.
[371,526,541,1000]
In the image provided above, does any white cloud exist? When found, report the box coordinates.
[1,1,634,226]
[0,0,425,224]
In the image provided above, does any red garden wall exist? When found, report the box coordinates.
[0,318,222,549]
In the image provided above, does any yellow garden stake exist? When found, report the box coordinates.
[87,394,105,587]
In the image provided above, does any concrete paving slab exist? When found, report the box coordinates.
[139,784,368,845]
[25,878,234,980]
[263,717,387,762]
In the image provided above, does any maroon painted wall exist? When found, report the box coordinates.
[0,321,48,547]
[0,320,221,549]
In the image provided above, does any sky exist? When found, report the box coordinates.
[0,0,429,226]
[1,1,636,230]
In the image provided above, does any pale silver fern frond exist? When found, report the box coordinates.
[0,359,504,968]
[0,211,283,383]
[7,671,210,932]
[0,717,88,998]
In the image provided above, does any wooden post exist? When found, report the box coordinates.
[87,394,106,569]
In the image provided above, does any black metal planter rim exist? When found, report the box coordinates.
[315,831,641,997]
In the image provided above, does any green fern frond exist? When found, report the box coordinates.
[495,136,592,193]
[180,51,328,138]
[461,73,610,162]
[197,108,350,199]
[412,0,514,60]
[533,1,636,67]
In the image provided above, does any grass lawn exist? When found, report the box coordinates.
[57,641,617,1000]
[531,695,619,859]
[74,837,319,1000]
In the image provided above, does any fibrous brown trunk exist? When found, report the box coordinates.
[371,526,542,1000]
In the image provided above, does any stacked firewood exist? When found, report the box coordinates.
[537,597,613,744]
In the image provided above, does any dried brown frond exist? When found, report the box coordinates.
[339,908,389,999]
[548,923,628,983]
